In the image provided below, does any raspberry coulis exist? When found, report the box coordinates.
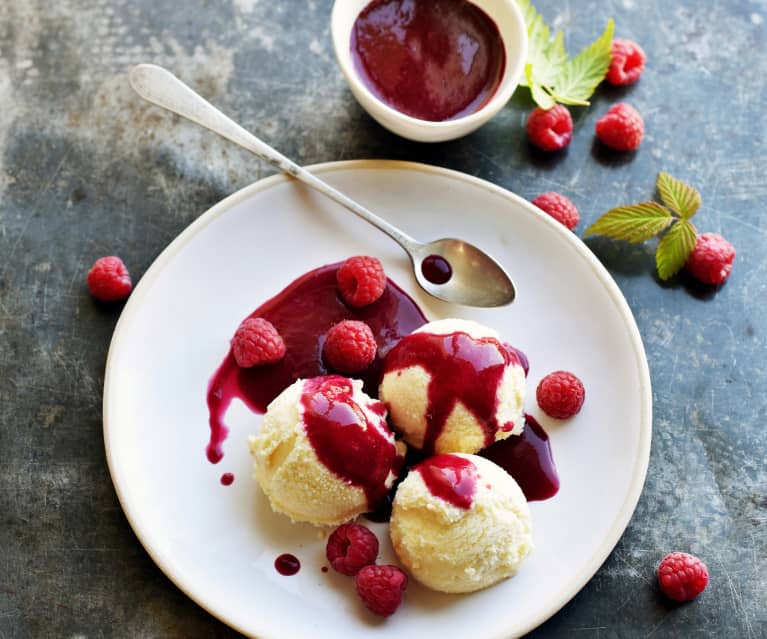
[205,263,427,464]
[206,262,558,528]
[382,331,523,453]
[301,376,396,509]
[421,255,452,284]
[415,454,478,509]
[351,0,505,121]
[481,414,559,501]
[274,553,300,576]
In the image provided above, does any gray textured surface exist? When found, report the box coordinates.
[1,0,765,637]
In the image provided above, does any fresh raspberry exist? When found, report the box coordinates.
[685,233,736,285]
[231,317,286,367]
[532,192,580,230]
[657,552,709,602]
[355,564,408,616]
[526,105,573,151]
[323,320,377,374]
[326,523,379,576]
[606,39,646,86]
[87,256,132,301]
[595,102,644,151]
[337,256,387,307]
[536,371,585,419]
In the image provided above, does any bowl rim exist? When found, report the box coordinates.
[330,0,529,131]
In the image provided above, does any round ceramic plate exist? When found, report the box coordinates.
[104,160,651,639]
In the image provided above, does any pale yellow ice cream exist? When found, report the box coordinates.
[390,453,532,593]
[248,375,399,526]
[380,319,526,454]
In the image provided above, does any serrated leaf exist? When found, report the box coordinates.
[526,64,556,110]
[656,219,697,280]
[584,202,674,243]
[517,0,547,87]
[540,30,567,86]
[517,1,566,90]
[656,172,701,219]
[549,18,614,106]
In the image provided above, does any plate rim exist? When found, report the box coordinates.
[103,159,652,639]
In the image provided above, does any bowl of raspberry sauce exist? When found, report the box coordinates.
[331,0,528,142]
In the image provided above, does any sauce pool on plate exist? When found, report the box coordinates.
[351,0,506,121]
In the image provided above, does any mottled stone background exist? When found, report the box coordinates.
[0,0,765,637]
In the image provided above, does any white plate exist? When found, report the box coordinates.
[104,160,651,639]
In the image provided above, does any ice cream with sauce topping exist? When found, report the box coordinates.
[248,375,401,526]
[389,453,533,593]
[379,318,526,454]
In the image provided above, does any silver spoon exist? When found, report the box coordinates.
[129,64,516,307]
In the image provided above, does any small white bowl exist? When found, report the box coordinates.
[331,0,528,143]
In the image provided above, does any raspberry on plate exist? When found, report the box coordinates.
[326,523,379,576]
[536,371,585,419]
[231,317,286,368]
[685,233,735,285]
[657,552,709,602]
[531,192,580,230]
[526,105,573,152]
[595,102,644,151]
[606,39,646,86]
[355,564,408,616]
[87,256,132,301]
[323,320,377,374]
[337,256,386,307]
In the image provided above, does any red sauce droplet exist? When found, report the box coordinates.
[421,255,452,284]
[382,330,522,453]
[321,566,329,573]
[301,376,396,510]
[274,553,300,576]
[416,454,479,509]
[480,414,559,500]
[351,0,506,121]
[205,263,426,464]
[220,472,234,486]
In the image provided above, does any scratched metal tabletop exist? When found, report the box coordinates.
[0,1,765,637]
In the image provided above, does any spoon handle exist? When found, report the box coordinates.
[129,64,418,251]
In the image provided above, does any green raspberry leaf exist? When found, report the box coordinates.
[525,64,556,110]
[537,30,567,87]
[656,219,698,280]
[549,19,615,106]
[584,202,674,243]
[656,172,702,219]
[518,0,560,88]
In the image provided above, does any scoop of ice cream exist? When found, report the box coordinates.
[248,375,399,526]
[390,453,532,593]
[379,318,526,454]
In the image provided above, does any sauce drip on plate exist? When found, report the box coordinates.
[205,263,426,464]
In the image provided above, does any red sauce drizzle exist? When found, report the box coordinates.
[300,376,396,509]
[480,414,559,501]
[220,472,234,486]
[382,331,521,453]
[205,263,427,464]
[415,454,478,509]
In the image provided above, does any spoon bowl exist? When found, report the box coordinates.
[129,64,517,307]
[412,239,516,307]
